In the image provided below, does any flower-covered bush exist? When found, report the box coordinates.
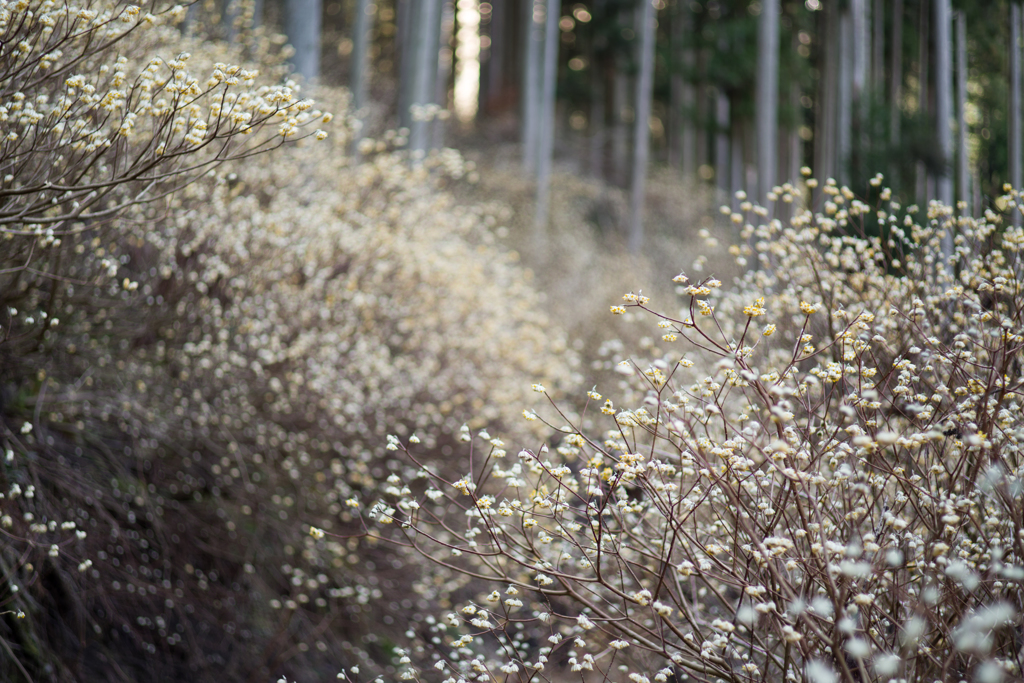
[0,1,574,679]
[368,176,1024,683]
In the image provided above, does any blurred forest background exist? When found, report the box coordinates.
[257,0,1019,245]
[3,0,1024,682]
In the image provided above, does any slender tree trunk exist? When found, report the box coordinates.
[715,88,730,200]
[837,4,853,186]
[252,0,263,30]
[669,3,695,175]
[350,0,375,158]
[398,0,417,131]
[919,0,929,113]
[852,0,867,177]
[629,0,656,253]
[746,147,758,204]
[955,10,968,216]
[351,0,374,113]
[916,0,929,204]
[756,0,779,201]
[488,0,505,104]
[285,0,322,83]
[224,0,239,43]
[872,0,884,94]
[1020,5,1024,194]
[815,0,838,190]
[788,82,802,184]
[1011,3,1023,201]
[590,62,606,180]
[890,0,903,145]
[935,0,953,258]
[433,0,454,149]
[184,1,198,35]
[522,0,542,173]
[729,117,743,210]
[533,0,560,231]
[973,172,982,219]
[409,0,442,158]
[852,0,867,97]
[695,49,709,171]
[587,0,606,179]
[682,44,697,178]
[668,3,683,170]
[612,68,630,187]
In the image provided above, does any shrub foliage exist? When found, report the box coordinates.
[0,1,571,679]
[367,181,1024,683]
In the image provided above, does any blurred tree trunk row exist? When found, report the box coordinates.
[255,0,1024,249]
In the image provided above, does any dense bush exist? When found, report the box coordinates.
[0,1,574,679]
[9,3,1024,683]
[366,179,1024,683]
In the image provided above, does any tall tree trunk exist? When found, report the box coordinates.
[487,0,505,106]
[788,81,802,185]
[285,0,322,83]
[934,0,952,256]
[252,0,263,30]
[184,2,198,35]
[522,0,542,173]
[837,3,853,186]
[756,0,779,201]
[746,147,758,205]
[350,0,375,158]
[669,3,695,176]
[224,0,239,43]
[590,61,606,180]
[612,68,630,187]
[715,88,730,200]
[668,3,683,170]
[729,117,743,210]
[916,0,929,204]
[433,0,454,149]
[815,0,839,191]
[682,44,697,178]
[1011,3,1023,203]
[397,0,418,131]
[852,0,867,97]
[351,0,374,114]
[409,0,442,158]
[890,0,903,146]
[629,0,656,253]
[919,0,929,113]
[695,49,709,172]
[955,11,968,216]
[533,0,560,231]
[852,0,867,178]
[872,0,884,94]
[587,0,606,179]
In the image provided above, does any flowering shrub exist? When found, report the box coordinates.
[366,177,1024,683]
[0,0,332,676]
[0,0,324,275]
[0,1,574,679]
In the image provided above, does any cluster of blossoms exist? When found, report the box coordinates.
[1,0,327,269]
[3,58,573,683]
[1,0,578,678]
[0,1,341,676]
[360,176,1024,683]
